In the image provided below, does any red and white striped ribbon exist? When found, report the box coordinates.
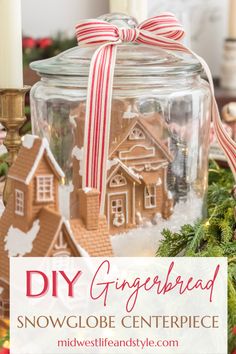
[76,13,236,213]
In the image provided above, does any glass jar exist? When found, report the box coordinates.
[30,14,211,256]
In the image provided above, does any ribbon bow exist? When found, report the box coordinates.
[76,13,236,213]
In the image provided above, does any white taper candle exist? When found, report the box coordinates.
[109,0,148,23]
[229,0,236,39]
[0,0,23,88]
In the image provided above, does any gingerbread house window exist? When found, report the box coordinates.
[36,175,54,202]
[144,185,156,209]
[129,127,145,140]
[111,199,123,214]
[110,174,127,187]
[15,189,24,216]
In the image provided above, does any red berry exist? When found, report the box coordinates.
[232,326,236,335]
[22,37,36,49]
[231,350,236,354]
[38,38,53,49]
[0,348,9,354]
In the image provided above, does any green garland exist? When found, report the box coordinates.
[23,34,77,66]
[157,160,236,353]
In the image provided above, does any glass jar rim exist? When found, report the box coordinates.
[30,44,202,78]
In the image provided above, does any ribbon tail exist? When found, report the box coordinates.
[165,33,236,180]
[138,30,236,180]
[82,42,118,214]
[190,51,236,180]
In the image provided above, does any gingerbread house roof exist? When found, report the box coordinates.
[70,216,113,257]
[107,159,142,185]
[0,196,81,284]
[109,117,173,162]
[8,135,64,184]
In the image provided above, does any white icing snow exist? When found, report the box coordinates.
[107,158,119,171]
[22,134,38,149]
[0,199,5,217]
[4,220,40,257]
[59,182,74,219]
[77,244,90,257]
[72,146,83,160]
[111,191,203,257]
[9,135,65,184]
[127,166,143,180]
[64,219,89,257]
[122,105,139,119]
[156,177,162,186]
[0,144,7,156]
[72,146,84,176]
[83,187,92,193]
[69,114,77,128]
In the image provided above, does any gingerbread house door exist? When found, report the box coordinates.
[108,193,127,229]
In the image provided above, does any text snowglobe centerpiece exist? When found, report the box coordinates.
[30,13,211,256]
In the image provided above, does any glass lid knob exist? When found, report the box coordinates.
[99,13,138,28]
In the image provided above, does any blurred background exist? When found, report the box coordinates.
[21,0,228,76]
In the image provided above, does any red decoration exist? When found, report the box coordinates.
[37,37,53,49]
[22,37,36,49]
[231,350,236,354]
[0,348,9,354]
[232,326,236,335]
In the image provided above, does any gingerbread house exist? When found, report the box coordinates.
[0,135,82,319]
[0,134,113,320]
[71,111,174,234]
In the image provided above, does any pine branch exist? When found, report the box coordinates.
[156,161,236,351]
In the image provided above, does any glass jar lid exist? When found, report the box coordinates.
[30,13,201,78]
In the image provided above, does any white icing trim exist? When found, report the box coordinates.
[63,219,88,257]
[9,135,65,184]
[132,182,136,224]
[107,191,128,227]
[129,127,145,140]
[128,159,167,167]
[107,159,142,185]
[109,120,172,162]
[119,144,155,161]
[83,187,92,193]
[110,174,127,188]
[54,231,68,250]
[144,185,157,209]
[15,189,24,216]
[133,161,169,172]
[36,175,54,202]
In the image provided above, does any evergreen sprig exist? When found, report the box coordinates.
[156,161,236,352]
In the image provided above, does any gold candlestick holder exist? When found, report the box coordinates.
[0,86,30,205]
